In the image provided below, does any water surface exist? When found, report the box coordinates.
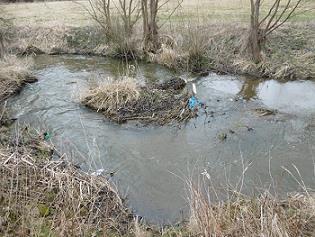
[8,55,315,224]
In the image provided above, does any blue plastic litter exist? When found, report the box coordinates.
[188,96,199,109]
[43,132,51,141]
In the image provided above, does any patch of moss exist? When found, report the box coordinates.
[38,204,51,217]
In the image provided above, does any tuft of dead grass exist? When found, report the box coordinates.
[0,55,36,103]
[151,44,179,69]
[188,178,315,237]
[83,77,141,113]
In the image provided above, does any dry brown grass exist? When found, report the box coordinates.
[155,23,243,73]
[153,44,179,69]
[156,22,315,79]
[6,24,106,55]
[12,24,69,53]
[154,22,212,72]
[187,176,315,237]
[1,1,92,27]
[2,0,314,80]
[0,55,35,102]
[0,127,133,236]
[83,77,140,113]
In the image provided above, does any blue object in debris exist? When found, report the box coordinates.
[43,132,51,141]
[188,96,199,109]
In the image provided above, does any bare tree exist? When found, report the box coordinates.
[87,0,141,40]
[141,0,182,52]
[141,0,159,52]
[85,0,182,52]
[116,0,141,37]
[87,0,112,39]
[246,0,303,63]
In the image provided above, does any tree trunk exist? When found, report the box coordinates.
[246,0,263,63]
[142,0,159,52]
[144,22,159,51]
[247,27,262,63]
[0,33,4,59]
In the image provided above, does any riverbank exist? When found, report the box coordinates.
[1,125,314,236]
[3,21,314,81]
[0,56,136,236]
[1,127,314,237]
[2,0,315,81]
[0,55,36,103]
[2,0,315,80]
[188,180,315,237]
[3,0,315,80]
[0,124,136,236]
[157,23,315,80]
[1,1,315,235]
[1,54,315,236]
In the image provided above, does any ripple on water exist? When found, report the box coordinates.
[7,55,315,224]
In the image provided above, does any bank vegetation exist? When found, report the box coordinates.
[0,0,315,236]
[1,0,314,80]
[1,123,314,236]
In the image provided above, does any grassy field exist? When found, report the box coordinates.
[1,1,92,27]
[2,0,315,27]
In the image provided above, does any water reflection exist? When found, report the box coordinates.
[202,74,242,95]
[238,76,261,100]
[238,78,315,115]
[7,55,315,224]
[257,80,315,114]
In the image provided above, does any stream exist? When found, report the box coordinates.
[8,55,315,224]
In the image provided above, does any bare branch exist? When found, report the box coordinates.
[266,0,303,35]
[259,0,280,27]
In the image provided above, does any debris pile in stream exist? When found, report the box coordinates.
[83,77,197,125]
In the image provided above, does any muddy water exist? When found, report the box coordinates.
[8,55,315,224]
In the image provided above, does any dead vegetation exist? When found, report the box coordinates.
[0,119,186,237]
[0,55,36,103]
[0,127,134,236]
[1,1,314,80]
[6,24,106,55]
[83,77,141,113]
[82,76,196,125]
[154,22,315,80]
[188,177,315,237]
[1,125,314,236]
